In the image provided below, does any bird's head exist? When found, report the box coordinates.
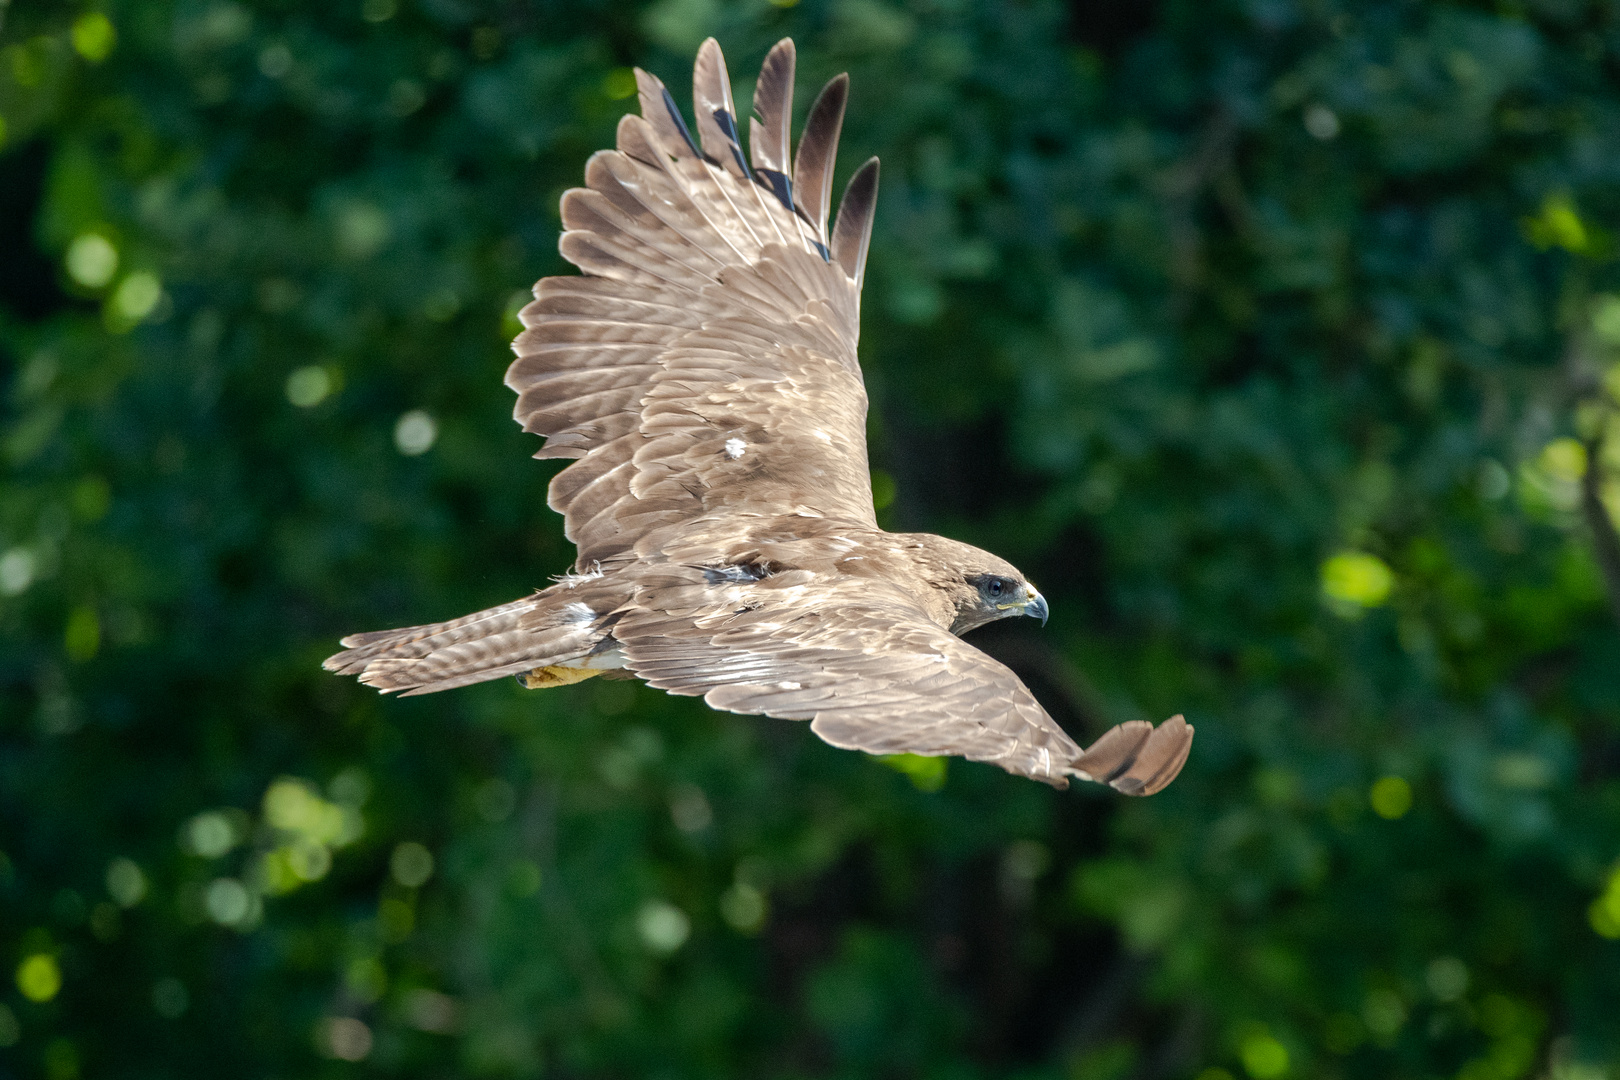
[910,536,1049,635]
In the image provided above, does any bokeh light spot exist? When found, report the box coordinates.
[880,752,947,791]
[0,548,37,596]
[637,899,690,954]
[1303,103,1340,139]
[1426,956,1469,1001]
[1589,871,1620,939]
[391,841,434,887]
[668,783,712,833]
[65,233,118,289]
[334,203,391,260]
[263,778,349,842]
[317,1016,373,1061]
[1322,551,1394,608]
[1538,438,1587,483]
[287,839,332,881]
[1370,776,1412,819]
[719,882,766,933]
[151,977,189,1018]
[1363,988,1407,1040]
[404,989,460,1033]
[64,606,100,662]
[502,289,531,338]
[110,272,162,322]
[345,957,387,1003]
[1524,192,1589,253]
[870,469,897,510]
[285,366,332,408]
[204,878,252,925]
[105,858,148,907]
[1239,1032,1289,1079]
[394,410,438,455]
[257,43,292,78]
[602,67,638,99]
[185,811,238,857]
[70,13,117,62]
[16,954,61,1002]
[1592,294,1620,345]
[1477,459,1511,501]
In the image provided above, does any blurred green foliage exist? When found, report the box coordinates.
[3,0,1620,1077]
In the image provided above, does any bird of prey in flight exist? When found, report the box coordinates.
[324,39,1192,793]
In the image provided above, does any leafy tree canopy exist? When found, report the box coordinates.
[2,0,1620,1077]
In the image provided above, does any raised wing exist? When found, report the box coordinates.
[614,567,1193,792]
[507,39,882,570]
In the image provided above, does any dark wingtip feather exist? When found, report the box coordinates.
[693,37,749,180]
[1130,715,1194,796]
[1073,715,1194,796]
[830,157,879,290]
[792,73,849,240]
[634,67,699,164]
[751,38,795,174]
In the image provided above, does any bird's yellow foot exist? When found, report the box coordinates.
[515,665,604,690]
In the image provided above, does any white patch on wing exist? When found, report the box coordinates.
[552,563,604,588]
[563,602,596,624]
[724,438,747,459]
[811,429,832,443]
[778,681,802,690]
[579,646,627,670]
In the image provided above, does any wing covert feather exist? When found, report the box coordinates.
[615,571,1193,792]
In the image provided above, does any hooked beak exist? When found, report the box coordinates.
[1022,589,1049,627]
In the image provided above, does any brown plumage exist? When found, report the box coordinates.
[323,39,1193,794]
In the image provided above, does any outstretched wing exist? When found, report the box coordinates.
[614,567,1194,792]
[508,39,882,570]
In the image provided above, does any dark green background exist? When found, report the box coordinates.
[3,0,1620,1077]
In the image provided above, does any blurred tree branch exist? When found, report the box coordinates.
[1564,299,1620,628]
[1580,426,1620,628]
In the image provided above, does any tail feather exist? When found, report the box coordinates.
[324,590,615,696]
[324,597,541,675]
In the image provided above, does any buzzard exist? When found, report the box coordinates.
[324,39,1192,793]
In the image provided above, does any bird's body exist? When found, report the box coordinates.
[324,38,1192,793]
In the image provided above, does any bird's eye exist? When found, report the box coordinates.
[988,579,1004,597]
